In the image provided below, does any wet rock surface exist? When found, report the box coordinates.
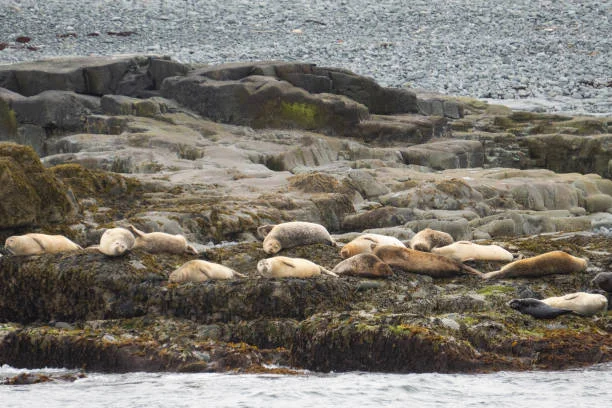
[0,56,610,374]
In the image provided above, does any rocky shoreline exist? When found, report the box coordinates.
[0,55,611,375]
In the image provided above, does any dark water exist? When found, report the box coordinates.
[1,364,611,407]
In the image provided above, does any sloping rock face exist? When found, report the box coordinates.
[161,74,369,135]
[0,56,611,375]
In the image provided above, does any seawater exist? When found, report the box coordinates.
[1,364,611,407]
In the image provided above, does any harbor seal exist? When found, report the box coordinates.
[169,260,246,283]
[262,221,334,254]
[4,233,82,256]
[482,251,587,280]
[99,227,135,257]
[372,245,483,278]
[332,253,393,278]
[591,272,612,292]
[257,256,338,278]
[431,241,513,263]
[541,292,608,316]
[508,298,574,319]
[128,225,198,255]
[409,228,454,252]
[339,233,406,259]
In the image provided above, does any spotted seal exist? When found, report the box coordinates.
[262,221,334,254]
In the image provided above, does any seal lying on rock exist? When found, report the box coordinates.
[257,256,338,278]
[508,298,574,319]
[339,233,406,259]
[541,292,608,316]
[332,253,393,278]
[169,260,246,282]
[99,227,135,257]
[4,233,82,255]
[262,222,335,254]
[591,272,612,292]
[127,225,198,255]
[432,241,513,263]
[409,228,454,252]
[372,245,483,278]
[482,251,587,280]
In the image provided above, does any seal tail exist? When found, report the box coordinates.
[320,267,339,277]
[460,263,484,278]
[233,271,248,278]
[482,270,502,280]
[127,224,145,238]
[185,244,199,255]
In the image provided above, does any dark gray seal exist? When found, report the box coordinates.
[507,298,574,319]
[591,272,612,292]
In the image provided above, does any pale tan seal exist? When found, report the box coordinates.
[372,245,483,278]
[127,225,198,255]
[99,227,135,257]
[339,233,406,259]
[482,251,587,280]
[541,292,608,316]
[262,221,334,254]
[169,260,246,283]
[409,228,454,252]
[257,256,338,278]
[4,233,82,256]
[332,253,393,278]
[432,241,513,263]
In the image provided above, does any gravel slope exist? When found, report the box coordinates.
[0,0,610,114]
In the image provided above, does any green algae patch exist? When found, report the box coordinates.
[0,100,18,137]
[477,285,516,296]
[279,101,322,128]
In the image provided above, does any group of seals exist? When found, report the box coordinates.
[4,233,82,255]
[339,233,405,259]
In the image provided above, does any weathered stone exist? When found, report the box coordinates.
[148,58,190,88]
[523,134,612,178]
[400,140,484,169]
[161,75,369,135]
[11,90,101,133]
[0,56,153,96]
[341,206,415,231]
[101,95,164,117]
[344,169,390,198]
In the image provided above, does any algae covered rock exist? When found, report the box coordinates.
[0,143,77,229]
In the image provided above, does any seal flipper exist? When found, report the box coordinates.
[185,244,199,255]
[281,260,296,268]
[233,270,248,278]
[320,267,339,277]
[29,236,47,252]
[127,224,146,238]
[459,263,484,278]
